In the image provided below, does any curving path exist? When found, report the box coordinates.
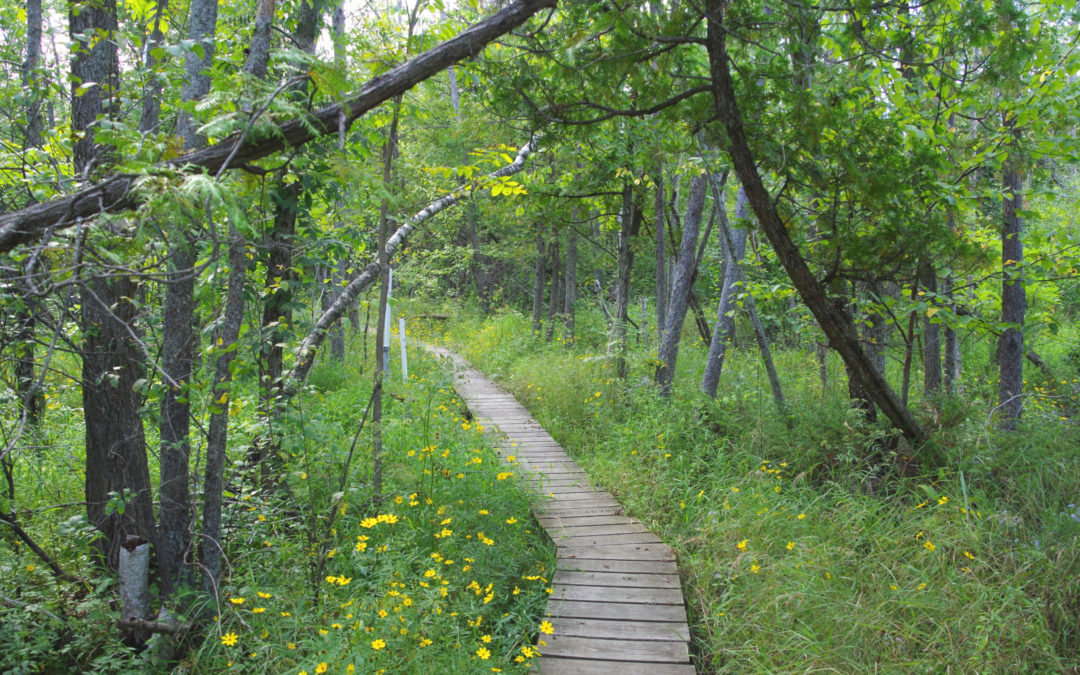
[429,347,695,674]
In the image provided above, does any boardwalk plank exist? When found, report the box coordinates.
[540,635,689,662]
[552,532,663,547]
[550,584,684,604]
[548,617,690,641]
[534,657,696,674]
[552,570,681,589]
[544,599,688,623]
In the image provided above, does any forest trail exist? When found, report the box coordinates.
[427,347,696,675]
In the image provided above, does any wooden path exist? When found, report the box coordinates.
[430,347,695,674]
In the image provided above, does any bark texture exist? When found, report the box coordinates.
[200,228,246,592]
[997,140,1025,430]
[563,227,577,345]
[158,0,218,597]
[701,184,749,397]
[656,172,707,394]
[531,230,546,334]
[612,186,643,379]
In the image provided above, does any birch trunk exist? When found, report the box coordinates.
[655,173,707,394]
[701,185,749,397]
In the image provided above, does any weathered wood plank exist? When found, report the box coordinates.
[544,522,650,537]
[534,657,696,674]
[552,570,681,590]
[552,532,662,548]
[540,635,690,663]
[544,599,688,623]
[548,617,690,641]
[537,515,639,529]
[540,505,627,518]
[556,558,679,575]
[559,543,675,561]
[550,584,684,605]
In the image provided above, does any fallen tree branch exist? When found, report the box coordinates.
[0,0,556,254]
[281,136,540,398]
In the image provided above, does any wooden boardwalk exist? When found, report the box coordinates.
[430,347,695,674]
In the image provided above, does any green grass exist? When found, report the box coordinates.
[428,300,1080,674]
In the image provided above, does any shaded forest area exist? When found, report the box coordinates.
[1,0,1079,671]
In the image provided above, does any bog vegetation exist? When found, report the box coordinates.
[1,0,1079,672]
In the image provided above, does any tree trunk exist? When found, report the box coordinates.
[10,0,45,426]
[612,185,643,379]
[243,0,275,79]
[81,276,156,571]
[702,184,749,397]
[200,226,246,593]
[531,229,546,334]
[900,279,919,407]
[23,0,44,151]
[158,0,218,596]
[942,273,961,393]
[656,172,707,394]
[563,226,577,346]
[705,1,926,444]
[654,166,667,343]
[71,0,156,570]
[545,237,560,342]
[372,97,402,502]
[920,258,942,397]
[997,132,1025,430]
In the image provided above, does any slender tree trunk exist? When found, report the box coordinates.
[200,225,246,593]
[705,1,925,443]
[531,229,546,334]
[244,0,275,79]
[920,258,942,397]
[942,273,961,393]
[545,237,560,342]
[373,97,402,502]
[158,0,217,595]
[23,0,44,150]
[900,279,919,407]
[654,166,667,343]
[702,184,749,396]
[997,130,1025,430]
[260,183,299,411]
[612,186,643,379]
[563,227,577,346]
[656,173,707,394]
[13,0,45,424]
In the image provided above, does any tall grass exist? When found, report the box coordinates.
[429,300,1080,673]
